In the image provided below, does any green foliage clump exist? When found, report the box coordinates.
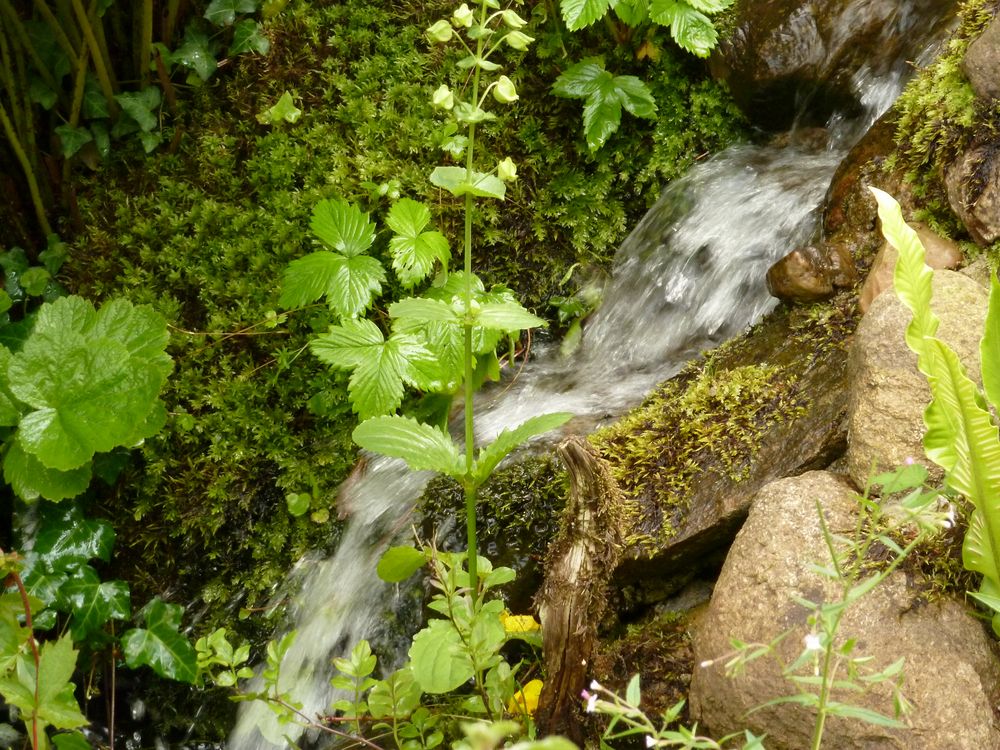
[890,0,997,199]
[57,0,745,614]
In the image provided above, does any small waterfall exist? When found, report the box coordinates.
[231,5,952,747]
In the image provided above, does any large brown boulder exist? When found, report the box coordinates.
[846,270,988,487]
[690,471,1000,749]
[945,140,1000,245]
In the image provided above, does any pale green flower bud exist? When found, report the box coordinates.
[501,9,527,29]
[452,3,474,28]
[498,157,517,182]
[493,75,519,103]
[431,84,455,110]
[427,19,453,43]
[504,30,534,51]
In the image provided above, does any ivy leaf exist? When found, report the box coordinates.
[204,0,257,26]
[54,125,93,158]
[122,598,198,684]
[228,19,270,55]
[559,0,615,30]
[650,0,718,57]
[430,167,506,200]
[172,28,217,81]
[61,567,131,641]
[473,412,573,484]
[386,199,450,287]
[9,296,171,471]
[32,504,115,569]
[310,320,446,418]
[3,440,93,502]
[114,87,161,132]
[408,620,474,694]
[279,251,385,318]
[256,90,300,125]
[311,199,376,258]
[352,415,465,479]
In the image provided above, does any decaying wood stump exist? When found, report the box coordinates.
[535,436,628,743]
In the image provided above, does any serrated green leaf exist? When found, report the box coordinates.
[650,0,718,57]
[388,298,459,327]
[311,199,376,258]
[0,637,88,731]
[614,0,650,25]
[552,58,608,98]
[473,413,572,483]
[409,620,474,694]
[3,440,92,502]
[280,252,385,317]
[122,598,198,683]
[229,18,270,55]
[0,348,24,426]
[311,321,445,417]
[204,0,257,26]
[377,546,427,583]
[53,732,92,750]
[368,668,423,719]
[684,0,734,12]
[353,416,464,479]
[387,200,450,287]
[613,75,657,118]
[559,0,614,30]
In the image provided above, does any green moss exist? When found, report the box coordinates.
[590,298,854,552]
[891,0,998,201]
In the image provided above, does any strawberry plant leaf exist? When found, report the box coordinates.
[122,598,198,684]
[280,252,385,318]
[388,297,459,327]
[613,74,657,118]
[310,199,377,258]
[559,0,615,30]
[554,59,655,150]
[311,320,446,417]
[650,0,718,57]
[386,199,450,287]
[353,415,465,479]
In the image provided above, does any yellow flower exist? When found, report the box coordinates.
[508,679,544,716]
[500,611,540,633]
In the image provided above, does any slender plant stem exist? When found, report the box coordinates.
[0,101,53,236]
[69,0,116,115]
[0,3,60,92]
[2,554,41,750]
[139,0,153,85]
[32,0,80,61]
[461,0,489,602]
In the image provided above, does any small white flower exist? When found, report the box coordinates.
[699,659,714,668]
[585,692,598,713]
[645,736,657,748]
[804,632,822,651]
[589,679,602,691]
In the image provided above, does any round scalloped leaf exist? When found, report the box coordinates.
[3,440,92,502]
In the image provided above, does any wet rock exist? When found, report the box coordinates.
[766,242,857,302]
[963,16,1000,101]
[858,222,963,313]
[711,0,958,130]
[847,270,987,487]
[690,471,1000,749]
[945,139,1000,245]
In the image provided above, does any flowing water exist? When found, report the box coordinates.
[230,5,954,747]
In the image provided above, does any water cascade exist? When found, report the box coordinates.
[231,4,953,747]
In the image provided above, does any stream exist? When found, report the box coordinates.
[229,4,953,748]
